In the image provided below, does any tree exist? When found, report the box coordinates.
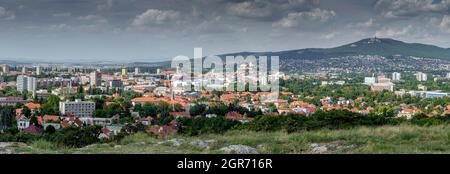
[93,109,108,118]
[29,116,39,126]
[45,125,56,134]
[41,95,60,115]
[0,106,14,129]
[189,104,206,117]
[22,106,32,118]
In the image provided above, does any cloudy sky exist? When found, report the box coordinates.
[0,0,449,62]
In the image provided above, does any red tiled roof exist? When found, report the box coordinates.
[43,115,60,123]
[170,112,189,117]
[60,121,71,128]
[23,125,43,135]
[25,102,41,110]
[225,112,243,120]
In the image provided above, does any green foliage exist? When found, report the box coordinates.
[45,125,56,134]
[22,106,32,118]
[0,106,15,129]
[41,95,60,115]
[189,103,206,117]
[245,110,399,132]
[29,116,39,126]
[49,126,102,148]
[180,117,241,136]
[0,86,20,97]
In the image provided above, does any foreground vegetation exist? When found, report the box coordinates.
[10,124,450,154]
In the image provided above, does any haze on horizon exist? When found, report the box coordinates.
[0,0,449,62]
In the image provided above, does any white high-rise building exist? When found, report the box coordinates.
[2,64,9,74]
[392,72,401,81]
[17,75,37,93]
[59,99,95,117]
[364,77,376,85]
[22,66,26,74]
[90,71,102,87]
[416,72,427,81]
[446,73,450,78]
[36,66,41,75]
[134,67,139,75]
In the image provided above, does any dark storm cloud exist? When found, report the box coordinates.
[0,0,449,62]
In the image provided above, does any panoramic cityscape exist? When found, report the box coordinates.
[1,0,450,160]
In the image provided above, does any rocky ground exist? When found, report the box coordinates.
[5,125,450,154]
[0,142,27,154]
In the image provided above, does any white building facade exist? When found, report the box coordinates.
[59,99,95,117]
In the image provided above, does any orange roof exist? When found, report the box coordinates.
[170,112,190,117]
[131,97,188,107]
[26,102,41,109]
[290,101,317,109]
[43,115,60,123]
[161,70,176,75]
[15,108,22,116]
[37,116,43,125]
[225,112,243,120]
[60,121,71,128]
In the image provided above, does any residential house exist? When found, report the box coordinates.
[17,115,30,130]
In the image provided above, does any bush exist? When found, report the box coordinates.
[180,117,241,136]
[246,115,288,132]
[45,125,56,134]
[14,132,40,143]
[50,126,102,148]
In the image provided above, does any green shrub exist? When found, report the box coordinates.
[180,117,241,136]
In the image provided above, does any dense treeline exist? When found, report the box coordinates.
[0,126,103,148]
[179,110,450,135]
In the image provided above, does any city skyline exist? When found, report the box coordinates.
[0,0,449,62]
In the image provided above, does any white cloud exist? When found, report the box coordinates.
[273,8,336,28]
[49,24,71,32]
[375,25,413,37]
[132,9,180,26]
[97,0,113,10]
[321,31,339,39]
[226,0,317,20]
[356,18,375,28]
[0,6,16,20]
[439,15,450,33]
[376,0,450,18]
[78,15,108,23]
[227,1,273,18]
[53,12,72,17]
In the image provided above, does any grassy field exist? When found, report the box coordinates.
[13,124,450,154]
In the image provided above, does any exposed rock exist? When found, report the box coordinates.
[309,143,357,154]
[220,145,259,154]
[0,148,14,154]
[0,142,27,154]
[82,144,98,149]
[114,145,122,149]
[309,143,328,154]
[190,140,217,150]
[165,139,184,147]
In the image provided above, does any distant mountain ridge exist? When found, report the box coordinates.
[1,38,450,65]
[219,38,450,60]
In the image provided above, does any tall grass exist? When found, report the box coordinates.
[15,124,450,154]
